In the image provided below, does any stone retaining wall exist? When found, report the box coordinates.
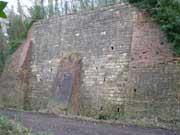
[0,3,180,129]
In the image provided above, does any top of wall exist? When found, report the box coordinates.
[32,2,132,27]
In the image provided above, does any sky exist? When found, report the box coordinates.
[3,0,69,14]
[2,0,74,16]
[0,0,34,34]
[4,0,33,12]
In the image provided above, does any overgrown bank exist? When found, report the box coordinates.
[0,116,30,135]
[0,116,53,135]
[0,5,37,74]
[128,0,180,55]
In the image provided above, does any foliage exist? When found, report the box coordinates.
[7,13,31,56]
[0,116,30,135]
[75,0,121,11]
[128,0,180,56]
[55,0,60,15]
[0,30,6,73]
[0,1,32,74]
[0,116,52,135]
[0,1,7,18]
[0,0,125,75]
[29,5,46,20]
[0,0,124,75]
[0,50,4,73]
[5,0,122,56]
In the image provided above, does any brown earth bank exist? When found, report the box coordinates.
[0,109,178,135]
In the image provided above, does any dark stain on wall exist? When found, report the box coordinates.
[49,53,81,114]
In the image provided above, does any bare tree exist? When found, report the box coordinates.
[55,0,60,15]
[41,0,45,17]
[91,0,94,9]
[64,0,68,14]
[17,0,23,19]
[48,0,54,16]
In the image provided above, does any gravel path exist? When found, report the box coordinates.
[0,109,178,135]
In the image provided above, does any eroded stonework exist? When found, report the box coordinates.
[0,3,180,129]
[30,3,132,115]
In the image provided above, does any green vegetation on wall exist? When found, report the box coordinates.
[128,0,180,56]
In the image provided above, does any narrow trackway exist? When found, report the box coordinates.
[0,109,178,135]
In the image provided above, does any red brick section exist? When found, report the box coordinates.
[8,31,31,72]
[0,29,32,109]
[130,11,174,68]
[128,11,180,129]
[8,30,32,73]
[7,29,32,109]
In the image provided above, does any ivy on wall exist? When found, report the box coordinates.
[128,0,180,56]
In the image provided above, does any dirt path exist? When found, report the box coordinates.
[0,109,178,135]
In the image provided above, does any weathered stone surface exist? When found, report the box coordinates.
[30,3,132,115]
[128,11,180,129]
[48,53,81,114]
[0,3,180,129]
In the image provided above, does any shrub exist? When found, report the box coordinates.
[0,116,30,135]
[29,5,46,20]
[128,0,180,56]
[0,116,52,135]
